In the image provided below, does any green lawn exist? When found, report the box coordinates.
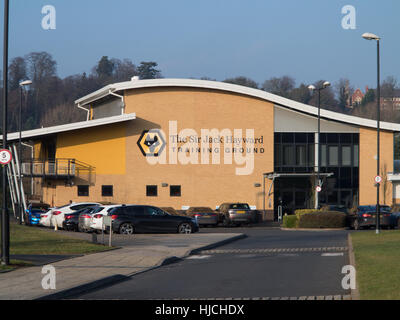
[352,230,400,300]
[9,222,112,255]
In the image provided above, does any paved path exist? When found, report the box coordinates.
[0,233,244,300]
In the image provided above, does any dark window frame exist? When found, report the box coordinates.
[146,185,158,197]
[77,185,89,197]
[170,185,181,197]
[102,185,113,197]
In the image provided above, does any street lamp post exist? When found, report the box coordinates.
[1,0,9,266]
[308,81,331,210]
[362,32,381,234]
[18,80,32,225]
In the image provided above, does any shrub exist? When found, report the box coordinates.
[297,211,346,229]
[282,215,298,228]
[294,209,320,220]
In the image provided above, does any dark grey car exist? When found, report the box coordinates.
[187,207,219,227]
[217,203,254,226]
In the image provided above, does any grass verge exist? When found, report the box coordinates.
[10,222,112,255]
[352,230,400,300]
[0,260,33,272]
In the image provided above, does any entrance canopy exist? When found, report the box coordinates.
[264,172,334,180]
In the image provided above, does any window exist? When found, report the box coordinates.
[283,146,294,165]
[296,145,306,166]
[145,206,165,216]
[342,146,351,166]
[146,185,158,197]
[102,185,113,197]
[320,145,327,167]
[328,146,339,166]
[170,185,181,197]
[353,145,359,167]
[77,185,89,197]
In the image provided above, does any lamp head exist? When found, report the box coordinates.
[323,81,331,88]
[308,85,316,91]
[19,80,32,87]
[362,32,380,41]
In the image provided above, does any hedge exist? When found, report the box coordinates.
[297,211,346,229]
[282,215,298,228]
[294,209,320,220]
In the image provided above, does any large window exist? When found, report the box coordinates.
[274,133,315,173]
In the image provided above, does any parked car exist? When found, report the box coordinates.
[350,205,395,230]
[160,207,182,216]
[217,203,254,226]
[25,203,50,226]
[90,205,121,232]
[187,207,219,227]
[62,212,81,231]
[51,202,101,229]
[321,205,349,214]
[77,205,103,232]
[39,208,55,227]
[107,205,199,235]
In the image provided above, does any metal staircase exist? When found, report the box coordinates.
[7,144,27,222]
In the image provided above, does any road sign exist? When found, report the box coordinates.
[375,175,382,184]
[316,186,322,193]
[0,149,12,165]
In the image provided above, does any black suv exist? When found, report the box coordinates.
[108,205,199,234]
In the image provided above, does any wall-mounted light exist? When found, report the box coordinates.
[161,183,168,187]
[254,183,261,188]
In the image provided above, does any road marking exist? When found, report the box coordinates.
[186,255,211,260]
[321,253,344,257]
[200,247,348,255]
[156,294,351,300]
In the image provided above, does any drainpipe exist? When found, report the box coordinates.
[109,90,125,115]
[77,103,90,121]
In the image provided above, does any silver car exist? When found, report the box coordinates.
[217,203,254,226]
[78,206,102,232]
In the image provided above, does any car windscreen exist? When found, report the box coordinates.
[229,204,250,210]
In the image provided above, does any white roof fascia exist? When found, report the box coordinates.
[74,78,400,132]
[2,113,136,142]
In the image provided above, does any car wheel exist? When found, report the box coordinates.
[119,223,135,235]
[178,223,193,234]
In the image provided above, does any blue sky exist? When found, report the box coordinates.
[3,0,400,90]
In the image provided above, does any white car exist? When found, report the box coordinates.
[39,208,55,227]
[90,205,120,232]
[50,202,101,229]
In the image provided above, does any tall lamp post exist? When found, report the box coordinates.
[1,0,10,266]
[362,32,381,234]
[308,81,331,209]
[18,80,32,225]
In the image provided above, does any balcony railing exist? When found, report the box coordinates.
[21,158,95,183]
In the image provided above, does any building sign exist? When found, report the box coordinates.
[137,129,166,157]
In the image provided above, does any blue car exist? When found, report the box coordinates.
[25,203,50,226]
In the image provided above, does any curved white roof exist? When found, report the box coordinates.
[75,78,400,132]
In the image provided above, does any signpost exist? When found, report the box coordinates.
[0,149,12,166]
[103,216,113,247]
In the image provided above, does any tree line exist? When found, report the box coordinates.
[1,51,399,133]
[1,53,162,131]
